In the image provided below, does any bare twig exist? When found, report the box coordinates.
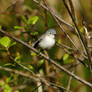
[66,70,75,92]
[56,43,72,54]
[56,42,73,50]
[33,0,74,30]
[0,0,18,13]
[33,0,88,68]
[68,0,76,21]
[32,83,42,92]
[62,0,92,71]
[0,66,39,81]
[42,0,78,50]
[0,30,92,88]
[0,66,71,92]
[10,56,35,75]
[44,50,52,92]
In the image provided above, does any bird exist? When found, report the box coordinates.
[33,29,56,49]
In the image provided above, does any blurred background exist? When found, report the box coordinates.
[0,0,92,92]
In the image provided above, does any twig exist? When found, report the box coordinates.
[68,0,76,21]
[66,70,75,92]
[62,0,92,71]
[37,80,43,92]
[10,56,35,75]
[44,50,52,92]
[0,66,39,82]
[0,30,92,88]
[0,0,18,13]
[12,85,27,92]
[42,0,78,50]
[0,66,71,92]
[33,0,74,30]
[34,0,88,68]
[56,42,73,50]
[44,50,50,78]
[49,82,71,92]
[32,83,42,92]
[56,43,72,54]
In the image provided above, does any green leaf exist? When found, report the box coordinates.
[33,32,38,35]
[0,81,4,86]
[63,53,69,61]
[21,15,27,24]
[14,90,19,92]
[4,84,12,92]
[14,26,24,29]
[57,39,62,44]
[38,59,44,66]
[31,52,37,56]
[27,16,39,25]
[28,65,34,70]
[63,54,74,64]
[14,53,21,63]
[0,36,11,48]
[6,77,11,83]
[9,42,16,47]
[64,58,74,64]
[3,63,13,66]
[79,26,84,33]
[0,25,2,30]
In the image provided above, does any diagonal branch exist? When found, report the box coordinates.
[0,29,92,88]
[33,0,88,68]
[33,0,74,30]
[42,0,78,50]
[62,0,92,70]
[0,66,70,91]
[68,0,76,21]
[66,69,75,92]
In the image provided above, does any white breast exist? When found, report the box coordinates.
[39,35,55,49]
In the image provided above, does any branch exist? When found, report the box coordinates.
[68,0,76,21]
[0,66,71,92]
[66,69,75,92]
[62,0,92,71]
[0,0,18,13]
[42,0,78,50]
[33,0,74,30]
[10,56,35,75]
[33,0,88,68]
[0,29,92,88]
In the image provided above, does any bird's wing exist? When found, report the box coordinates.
[32,34,45,48]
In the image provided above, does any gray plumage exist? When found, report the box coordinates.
[33,29,56,49]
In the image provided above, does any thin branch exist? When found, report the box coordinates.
[34,0,88,67]
[0,30,92,88]
[33,0,74,30]
[42,0,89,70]
[32,84,42,92]
[68,0,76,21]
[66,70,75,92]
[0,66,71,92]
[62,0,92,71]
[10,56,35,75]
[42,0,78,50]
[0,66,39,82]
[56,43,72,54]
[0,0,18,13]
[56,42,73,50]
[49,82,71,92]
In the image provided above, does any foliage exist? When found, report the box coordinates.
[0,0,92,92]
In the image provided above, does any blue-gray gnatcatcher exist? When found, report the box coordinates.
[33,29,56,49]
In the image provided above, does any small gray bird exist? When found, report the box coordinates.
[33,29,56,49]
